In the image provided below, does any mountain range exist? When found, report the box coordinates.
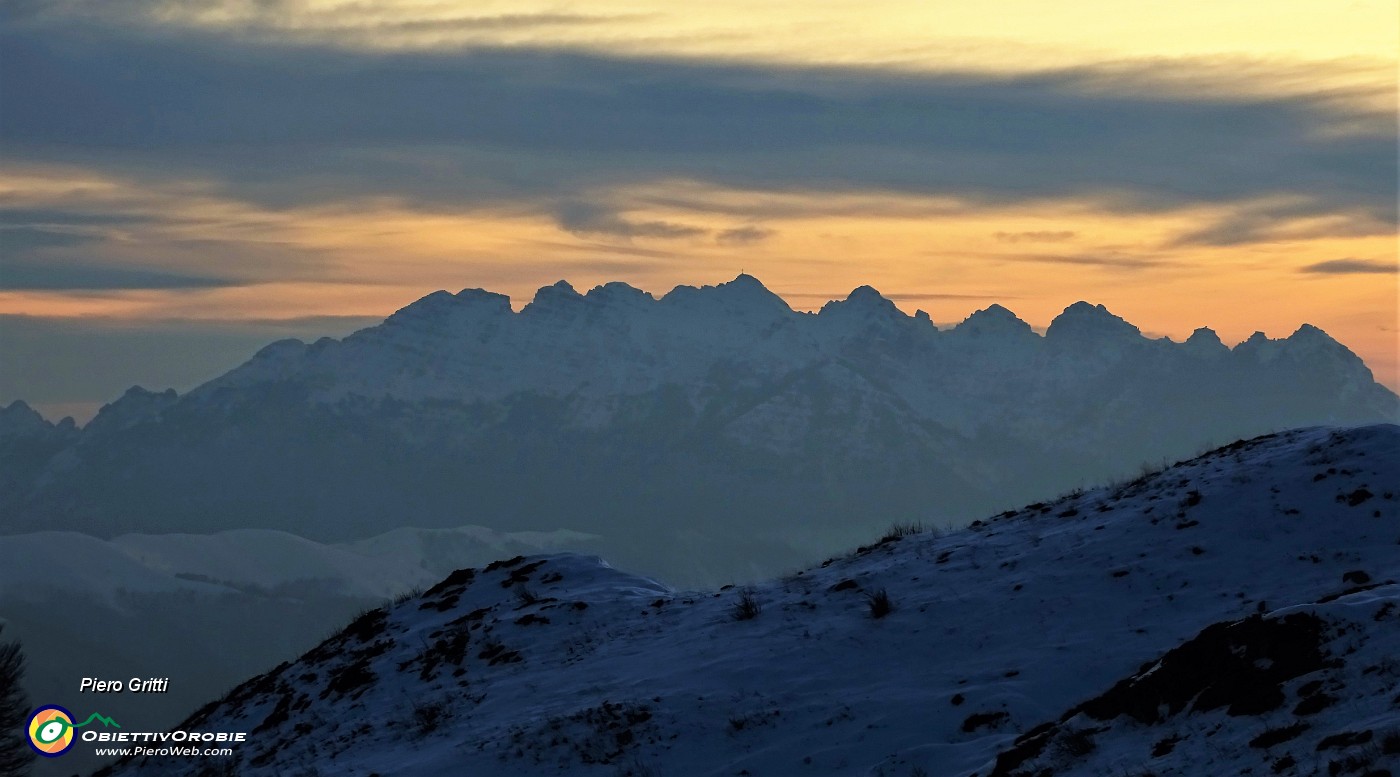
[2,275,1395,585]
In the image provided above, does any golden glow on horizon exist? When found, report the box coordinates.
[4,3,1396,401]
[24,2,1397,109]
[105,1,1400,67]
[4,167,1395,389]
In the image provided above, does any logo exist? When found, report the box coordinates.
[26,706,120,758]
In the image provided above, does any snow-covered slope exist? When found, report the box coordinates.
[0,525,599,777]
[989,588,1400,776]
[103,424,1399,777]
[3,277,1395,588]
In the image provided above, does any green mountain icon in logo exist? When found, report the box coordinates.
[74,713,120,729]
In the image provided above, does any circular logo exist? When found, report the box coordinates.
[27,705,76,757]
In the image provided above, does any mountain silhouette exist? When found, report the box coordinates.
[2,276,1395,584]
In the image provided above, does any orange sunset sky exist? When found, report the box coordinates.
[0,0,1396,421]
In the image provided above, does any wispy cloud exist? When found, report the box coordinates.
[1169,200,1393,247]
[997,253,1177,270]
[555,202,707,240]
[0,225,91,255]
[0,177,347,291]
[716,226,773,245]
[0,224,245,290]
[0,261,242,291]
[1299,258,1397,275]
[0,20,1391,238]
[0,1,649,39]
[993,230,1077,243]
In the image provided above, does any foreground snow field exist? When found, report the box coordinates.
[102,425,1399,776]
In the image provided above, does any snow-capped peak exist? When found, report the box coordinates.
[584,281,655,307]
[522,280,584,315]
[1285,322,1352,356]
[382,287,512,329]
[1045,300,1142,341]
[452,286,513,309]
[815,286,909,335]
[952,303,1034,338]
[660,273,793,317]
[819,285,898,315]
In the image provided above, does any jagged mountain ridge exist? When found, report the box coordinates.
[99,425,1400,777]
[199,276,1383,416]
[1,276,1395,585]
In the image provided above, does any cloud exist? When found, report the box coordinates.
[0,195,342,290]
[1299,258,1397,275]
[0,225,90,256]
[0,19,1391,237]
[994,230,1076,243]
[0,224,243,289]
[302,12,645,35]
[0,1,647,41]
[998,253,1176,270]
[715,226,773,245]
[0,260,242,290]
[0,208,155,227]
[1168,200,1393,247]
[555,202,707,240]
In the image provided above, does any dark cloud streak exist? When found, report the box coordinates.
[555,202,708,240]
[0,19,1392,230]
[0,208,156,227]
[716,226,774,245]
[994,230,1077,243]
[997,253,1178,270]
[0,225,91,255]
[0,226,246,289]
[0,260,245,291]
[1299,258,1397,275]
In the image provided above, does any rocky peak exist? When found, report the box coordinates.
[1184,326,1228,355]
[521,281,583,316]
[818,285,900,319]
[661,274,793,318]
[1045,301,1142,341]
[0,399,53,439]
[953,304,1034,339]
[584,282,655,309]
[85,386,179,436]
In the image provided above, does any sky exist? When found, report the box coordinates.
[1,0,1397,422]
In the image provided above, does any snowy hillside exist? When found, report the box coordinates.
[103,424,1400,777]
[0,526,597,777]
[2,276,1395,587]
